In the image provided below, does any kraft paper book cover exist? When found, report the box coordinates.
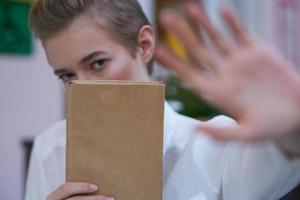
[66,80,165,200]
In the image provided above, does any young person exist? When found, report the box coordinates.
[25,0,300,200]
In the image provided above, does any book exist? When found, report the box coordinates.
[66,80,165,200]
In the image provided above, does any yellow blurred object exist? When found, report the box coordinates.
[164,18,196,61]
[165,31,188,60]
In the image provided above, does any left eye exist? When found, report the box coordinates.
[91,59,107,71]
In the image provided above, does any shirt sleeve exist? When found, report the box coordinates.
[222,140,300,200]
[24,140,49,200]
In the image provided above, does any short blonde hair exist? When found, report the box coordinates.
[29,0,153,71]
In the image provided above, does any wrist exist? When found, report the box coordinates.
[278,76,300,158]
[275,134,300,159]
[275,75,300,159]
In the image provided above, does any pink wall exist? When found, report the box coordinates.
[0,40,64,200]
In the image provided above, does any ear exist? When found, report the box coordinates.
[137,25,156,64]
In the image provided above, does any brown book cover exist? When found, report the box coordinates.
[66,80,165,200]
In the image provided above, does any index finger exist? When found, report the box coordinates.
[47,182,98,200]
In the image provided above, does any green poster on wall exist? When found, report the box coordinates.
[0,0,32,55]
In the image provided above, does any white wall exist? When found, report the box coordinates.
[138,0,155,24]
[0,41,64,200]
[203,0,275,43]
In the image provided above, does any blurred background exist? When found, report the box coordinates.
[0,0,299,199]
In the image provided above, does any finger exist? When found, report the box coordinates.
[185,0,206,42]
[220,6,253,46]
[155,45,209,93]
[185,1,207,43]
[68,195,114,200]
[47,182,98,200]
[197,125,265,141]
[186,2,233,56]
[159,10,215,68]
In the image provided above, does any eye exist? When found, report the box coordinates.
[58,72,76,83]
[90,59,107,71]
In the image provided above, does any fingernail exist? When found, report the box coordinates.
[105,198,114,200]
[89,184,98,191]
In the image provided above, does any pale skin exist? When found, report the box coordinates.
[43,2,300,200]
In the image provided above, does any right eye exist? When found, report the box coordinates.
[90,59,108,72]
[58,72,76,83]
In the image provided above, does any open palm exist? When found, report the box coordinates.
[155,2,300,140]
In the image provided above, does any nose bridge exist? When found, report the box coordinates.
[76,69,100,81]
[76,69,90,80]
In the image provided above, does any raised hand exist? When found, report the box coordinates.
[155,2,300,140]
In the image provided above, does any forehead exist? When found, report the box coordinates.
[44,14,124,69]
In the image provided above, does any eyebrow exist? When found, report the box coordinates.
[54,69,69,76]
[80,51,105,64]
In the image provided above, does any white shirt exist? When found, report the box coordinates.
[25,103,300,200]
